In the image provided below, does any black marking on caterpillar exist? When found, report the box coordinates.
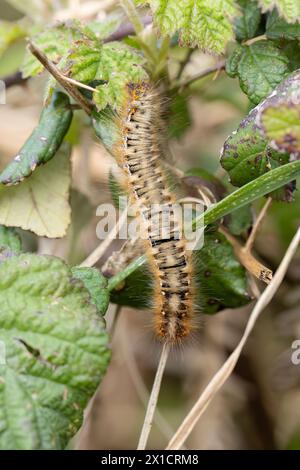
[114,81,196,343]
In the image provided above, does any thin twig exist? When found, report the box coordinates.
[80,206,128,267]
[244,34,267,46]
[2,71,27,88]
[166,226,300,450]
[245,197,272,252]
[121,319,175,442]
[172,60,226,91]
[58,75,100,93]
[28,42,94,115]
[105,15,152,42]
[137,343,170,450]
[221,197,273,283]
[220,227,273,284]
[176,49,194,80]
[107,304,122,337]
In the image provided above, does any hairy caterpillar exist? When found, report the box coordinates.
[113,81,196,343]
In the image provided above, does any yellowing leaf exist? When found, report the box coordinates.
[257,70,300,155]
[0,144,71,238]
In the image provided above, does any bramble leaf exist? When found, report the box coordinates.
[0,144,71,238]
[226,40,290,104]
[137,0,238,54]
[71,267,110,314]
[220,106,290,186]
[266,9,300,39]
[21,22,93,78]
[234,0,262,42]
[68,41,147,110]
[0,253,110,449]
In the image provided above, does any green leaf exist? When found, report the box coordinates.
[226,40,290,104]
[0,253,110,449]
[234,0,262,42]
[21,22,93,78]
[71,267,110,315]
[194,232,250,313]
[68,41,147,110]
[266,9,300,39]
[110,232,250,314]
[0,20,26,56]
[259,1,300,23]
[220,106,290,187]
[202,159,300,226]
[225,204,253,235]
[0,226,22,253]
[278,40,300,71]
[257,69,300,154]
[139,0,238,55]
[225,44,243,77]
[0,92,73,185]
[0,144,71,238]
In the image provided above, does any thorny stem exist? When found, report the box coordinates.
[28,42,94,115]
[137,343,170,450]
